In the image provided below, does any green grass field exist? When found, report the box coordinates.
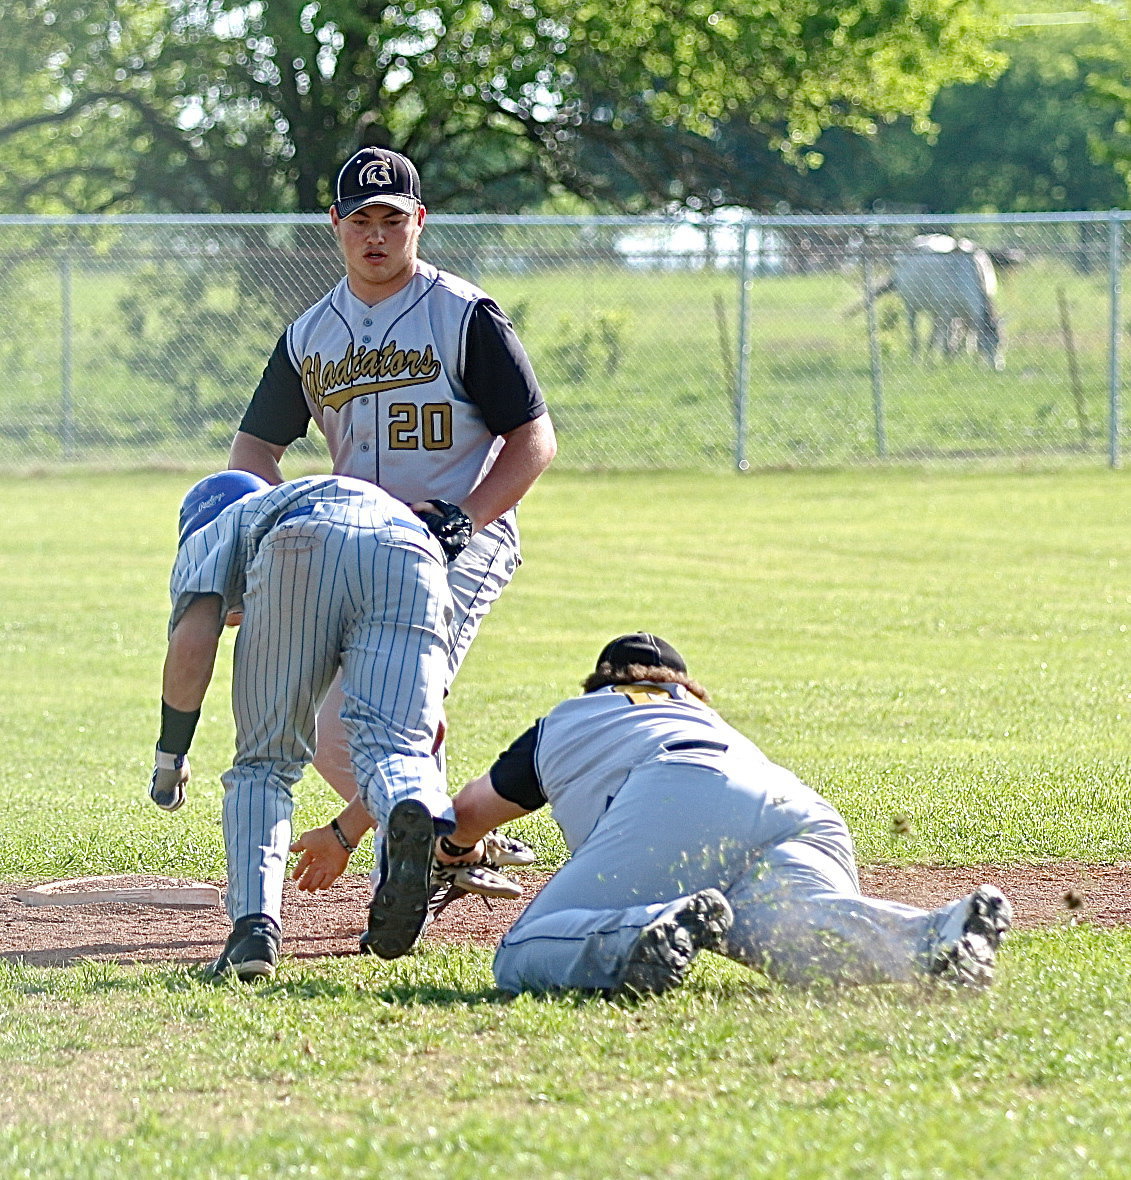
[1,466,1129,1177]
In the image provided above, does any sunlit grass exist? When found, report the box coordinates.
[0,466,1128,1175]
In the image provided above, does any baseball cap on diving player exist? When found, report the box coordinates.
[333,147,422,218]
[596,633,688,675]
[178,471,270,545]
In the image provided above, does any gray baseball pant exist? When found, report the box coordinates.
[312,517,519,800]
[493,757,956,993]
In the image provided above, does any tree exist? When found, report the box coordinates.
[788,12,1128,213]
[0,0,1006,214]
[1077,1,1131,200]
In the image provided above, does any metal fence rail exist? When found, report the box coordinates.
[0,210,1125,470]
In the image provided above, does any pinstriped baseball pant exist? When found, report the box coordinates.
[220,505,454,925]
[311,516,520,801]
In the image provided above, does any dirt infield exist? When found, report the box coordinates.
[2,863,1129,969]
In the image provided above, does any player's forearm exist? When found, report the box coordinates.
[162,597,224,712]
[448,773,531,846]
[228,431,287,485]
[333,794,375,848]
[460,414,556,533]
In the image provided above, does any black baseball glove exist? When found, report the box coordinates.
[415,499,473,562]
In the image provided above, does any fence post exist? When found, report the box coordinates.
[734,220,752,472]
[1108,214,1123,469]
[59,256,75,460]
[862,226,887,460]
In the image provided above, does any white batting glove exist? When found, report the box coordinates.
[149,749,190,812]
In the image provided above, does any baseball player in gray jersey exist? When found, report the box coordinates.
[228,146,556,814]
[441,633,1015,998]
[150,470,484,979]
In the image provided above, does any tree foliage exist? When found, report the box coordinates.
[787,12,1129,213]
[1077,1,1131,198]
[0,0,1006,213]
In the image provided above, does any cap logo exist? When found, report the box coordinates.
[358,159,394,189]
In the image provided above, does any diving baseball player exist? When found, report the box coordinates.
[441,633,1015,997]
[228,146,556,810]
[149,470,512,979]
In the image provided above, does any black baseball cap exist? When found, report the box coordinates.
[334,147,422,217]
[595,633,687,675]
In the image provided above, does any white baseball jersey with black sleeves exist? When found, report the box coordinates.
[489,683,776,851]
[239,264,547,688]
[241,264,545,508]
[170,475,454,925]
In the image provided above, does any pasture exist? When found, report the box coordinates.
[0,465,1129,1177]
[0,216,1123,471]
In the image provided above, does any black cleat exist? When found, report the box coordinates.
[613,888,733,999]
[362,800,437,960]
[209,913,280,982]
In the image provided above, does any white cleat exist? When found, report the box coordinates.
[926,885,1013,990]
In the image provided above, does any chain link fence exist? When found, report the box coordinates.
[0,211,1125,471]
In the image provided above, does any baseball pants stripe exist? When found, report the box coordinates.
[493,760,947,993]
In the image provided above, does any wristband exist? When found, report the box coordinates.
[158,701,201,757]
[439,835,477,858]
[330,817,357,853]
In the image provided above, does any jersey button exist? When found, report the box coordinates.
[361,335,371,343]
[360,443,370,452]
[360,397,369,405]
[363,319,373,327]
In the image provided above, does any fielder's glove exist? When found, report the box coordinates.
[427,830,535,918]
[483,830,537,867]
[430,859,523,901]
[414,499,473,563]
[149,749,189,812]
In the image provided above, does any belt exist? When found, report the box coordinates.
[276,502,430,539]
[663,739,729,754]
[276,504,316,526]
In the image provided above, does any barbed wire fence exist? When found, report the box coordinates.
[0,210,1124,472]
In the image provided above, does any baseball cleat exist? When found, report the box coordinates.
[925,884,1013,990]
[613,888,734,999]
[208,913,280,982]
[362,799,437,960]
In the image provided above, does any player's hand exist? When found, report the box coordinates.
[433,830,535,867]
[433,836,487,866]
[149,750,189,812]
[290,825,351,892]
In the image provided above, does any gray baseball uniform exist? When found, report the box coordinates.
[169,474,454,925]
[239,265,547,792]
[239,264,545,680]
[487,683,978,992]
